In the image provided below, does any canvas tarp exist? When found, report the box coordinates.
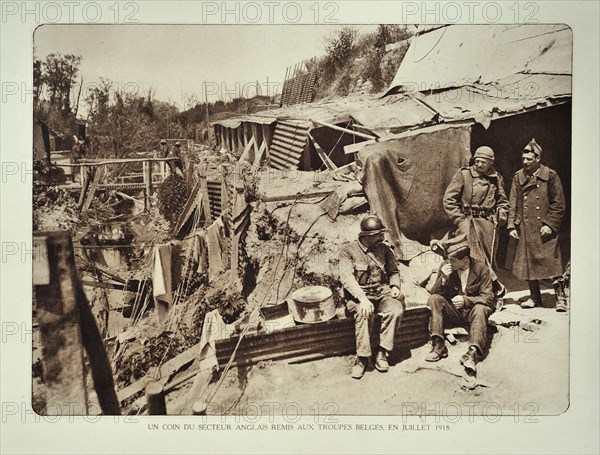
[358,123,472,260]
[389,24,572,93]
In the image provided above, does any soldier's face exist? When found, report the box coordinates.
[474,158,493,174]
[448,255,469,271]
[522,152,540,172]
[360,232,384,248]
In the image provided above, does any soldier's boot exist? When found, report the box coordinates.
[493,280,507,312]
[351,356,369,379]
[425,336,448,362]
[553,278,568,312]
[522,280,542,309]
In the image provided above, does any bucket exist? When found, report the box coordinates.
[289,286,336,323]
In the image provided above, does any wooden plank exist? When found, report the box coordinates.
[252,141,267,169]
[312,119,377,141]
[343,139,376,155]
[259,191,333,203]
[72,157,179,167]
[308,133,337,171]
[199,167,212,224]
[116,341,201,402]
[34,231,120,415]
[144,161,152,211]
[77,169,90,208]
[33,231,89,415]
[82,167,104,212]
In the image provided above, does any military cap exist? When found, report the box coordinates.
[523,138,542,157]
[444,234,470,258]
[474,146,494,160]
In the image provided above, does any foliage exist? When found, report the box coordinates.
[33,53,82,138]
[155,174,189,227]
[319,27,359,86]
[361,25,413,92]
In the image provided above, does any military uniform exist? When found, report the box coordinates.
[338,239,404,358]
[507,164,565,280]
[443,165,509,281]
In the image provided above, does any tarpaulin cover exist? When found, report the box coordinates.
[359,123,472,260]
[389,24,572,93]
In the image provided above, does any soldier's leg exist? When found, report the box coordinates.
[346,300,374,358]
[465,304,493,354]
[375,293,405,353]
[552,276,568,312]
[426,294,463,361]
[522,280,542,308]
[428,294,464,340]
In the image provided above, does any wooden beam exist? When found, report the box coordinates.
[199,166,212,224]
[259,191,333,203]
[33,232,89,414]
[343,139,377,155]
[116,341,201,402]
[252,141,267,169]
[34,231,120,415]
[75,157,180,166]
[82,167,103,212]
[308,133,337,171]
[311,119,377,141]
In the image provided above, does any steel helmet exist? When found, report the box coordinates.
[160,139,167,144]
[359,215,387,236]
[175,141,181,146]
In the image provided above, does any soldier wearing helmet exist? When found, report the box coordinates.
[338,214,405,379]
[443,146,509,303]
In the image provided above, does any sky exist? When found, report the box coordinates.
[34,24,378,116]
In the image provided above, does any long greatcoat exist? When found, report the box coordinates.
[443,166,509,281]
[507,165,566,280]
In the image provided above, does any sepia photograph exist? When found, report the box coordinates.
[0,1,598,454]
[31,21,573,416]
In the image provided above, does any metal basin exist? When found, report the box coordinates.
[289,286,336,324]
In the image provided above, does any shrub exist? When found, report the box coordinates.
[156,174,189,227]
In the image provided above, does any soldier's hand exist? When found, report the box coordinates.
[509,229,520,239]
[358,298,374,317]
[440,264,453,278]
[451,295,465,310]
[540,225,553,239]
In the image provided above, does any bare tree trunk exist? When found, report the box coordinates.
[74,76,84,117]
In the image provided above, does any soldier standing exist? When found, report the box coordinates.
[172,141,185,174]
[507,138,567,310]
[443,146,509,301]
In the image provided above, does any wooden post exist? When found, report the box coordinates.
[82,167,103,212]
[251,124,259,154]
[262,124,272,160]
[308,133,338,171]
[33,231,120,415]
[144,160,153,211]
[145,381,167,415]
[77,168,90,209]
[199,163,212,224]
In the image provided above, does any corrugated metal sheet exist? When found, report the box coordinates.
[215,306,431,368]
[206,180,223,220]
[389,24,572,92]
[268,120,311,170]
